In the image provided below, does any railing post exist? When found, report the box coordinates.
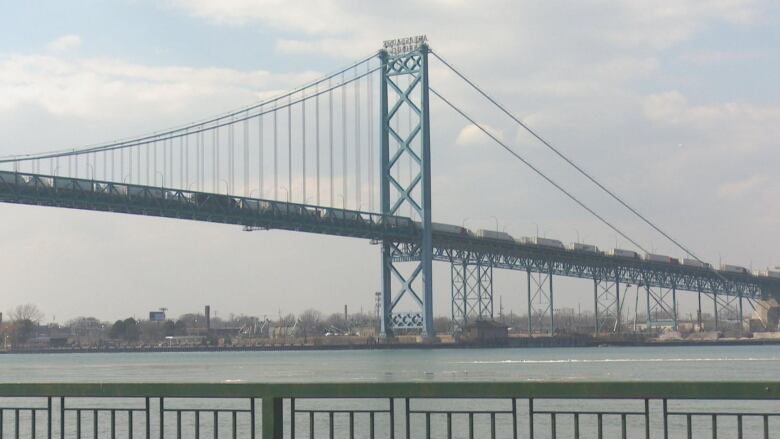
[261,397,282,439]
[47,397,52,439]
[662,398,668,439]
[59,397,64,439]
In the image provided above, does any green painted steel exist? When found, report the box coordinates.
[378,42,435,336]
[0,382,778,438]
[0,381,778,399]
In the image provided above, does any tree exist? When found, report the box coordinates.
[109,320,126,339]
[297,309,322,341]
[123,318,140,342]
[8,319,36,344]
[109,318,140,342]
[10,304,44,324]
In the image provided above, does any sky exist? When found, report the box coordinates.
[0,0,778,323]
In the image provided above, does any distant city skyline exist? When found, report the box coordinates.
[1,1,779,321]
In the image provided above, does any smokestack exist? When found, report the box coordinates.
[344,305,348,321]
[205,305,211,333]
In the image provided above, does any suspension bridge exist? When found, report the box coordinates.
[1,37,778,338]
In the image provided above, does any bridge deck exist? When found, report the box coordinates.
[2,171,778,299]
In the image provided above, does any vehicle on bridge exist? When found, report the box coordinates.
[761,269,780,278]
[475,229,513,242]
[644,253,678,264]
[608,248,640,259]
[681,258,713,269]
[567,242,599,253]
[720,264,750,275]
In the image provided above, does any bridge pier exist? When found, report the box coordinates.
[527,269,554,335]
[709,292,742,332]
[594,275,621,334]
[451,257,494,333]
[645,284,678,332]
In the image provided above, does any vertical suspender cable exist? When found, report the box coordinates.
[244,114,249,196]
[229,118,235,194]
[145,141,150,185]
[214,126,219,192]
[153,141,158,185]
[197,130,202,190]
[274,102,278,200]
[302,89,307,203]
[180,134,184,189]
[329,78,334,207]
[355,68,361,210]
[163,139,168,187]
[185,131,189,189]
[341,72,348,209]
[288,95,292,202]
[135,142,140,184]
[367,64,374,212]
[169,137,173,188]
[315,83,321,206]
[258,110,264,198]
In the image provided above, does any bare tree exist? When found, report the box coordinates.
[297,309,322,342]
[10,304,44,323]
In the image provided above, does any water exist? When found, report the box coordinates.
[1,346,778,437]
[1,345,778,382]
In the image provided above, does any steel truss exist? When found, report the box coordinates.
[379,44,434,337]
[527,269,554,335]
[0,172,417,241]
[594,276,621,334]
[450,257,493,332]
[412,240,778,300]
[709,291,744,331]
[644,284,678,331]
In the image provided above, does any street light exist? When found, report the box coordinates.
[156,172,166,188]
[220,179,230,195]
[280,185,291,202]
[489,216,499,232]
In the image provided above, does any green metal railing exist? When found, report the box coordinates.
[0,382,778,438]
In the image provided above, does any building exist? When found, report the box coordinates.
[461,320,509,345]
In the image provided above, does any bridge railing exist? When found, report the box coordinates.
[0,382,778,438]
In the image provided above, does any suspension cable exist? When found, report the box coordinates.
[430,86,649,254]
[0,61,382,164]
[0,52,379,163]
[431,50,712,267]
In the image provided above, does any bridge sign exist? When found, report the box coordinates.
[383,35,427,55]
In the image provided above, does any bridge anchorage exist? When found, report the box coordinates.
[1,36,779,339]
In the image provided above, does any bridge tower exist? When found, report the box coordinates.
[378,38,435,337]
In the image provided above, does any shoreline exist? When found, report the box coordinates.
[2,336,779,355]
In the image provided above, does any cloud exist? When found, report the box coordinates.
[455,123,502,146]
[718,174,768,198]
[2,1,779,320]
[0,53,318,121]
[47,34,82,52]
